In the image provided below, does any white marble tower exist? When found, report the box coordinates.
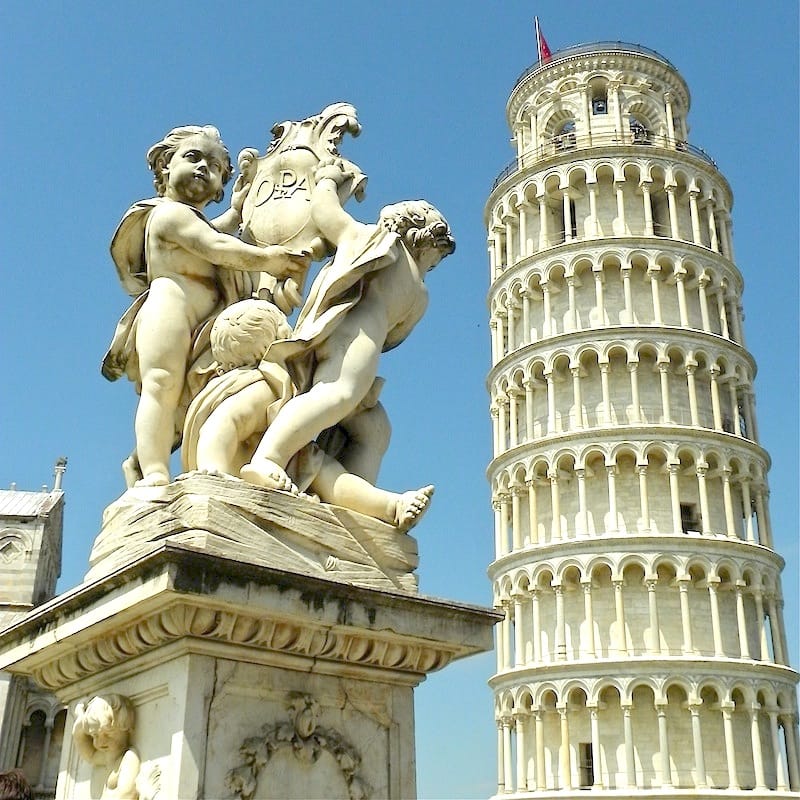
[485,42,799,795]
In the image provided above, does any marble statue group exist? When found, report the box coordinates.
[101,104,455,533]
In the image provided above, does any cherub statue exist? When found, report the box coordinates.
[240,159,455,495]
[72,695,140,799]
[181,299,433,530]
[101,125,310,488]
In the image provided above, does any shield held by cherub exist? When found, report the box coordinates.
[238,102,367,314]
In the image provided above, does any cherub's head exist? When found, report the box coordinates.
[147,125,233,205]
[78,695,134,759]
[378,201,455,272]
[211,299,291,371]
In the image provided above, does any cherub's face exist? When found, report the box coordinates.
[90,725,128,758]
[413,219,454,272]
[164,135,227,208]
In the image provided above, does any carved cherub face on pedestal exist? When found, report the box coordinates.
[73,694,135,765]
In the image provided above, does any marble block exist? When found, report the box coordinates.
[87,474,419,592]
[0,545,498,799]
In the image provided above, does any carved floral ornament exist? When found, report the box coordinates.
[226,693,370,800]
[31,602,455,691]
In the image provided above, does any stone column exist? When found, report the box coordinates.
[689,703,707,788]
[502,716,514,792]
[656,703,673,787]
[589,705,602,788]
[521,290,531,346]
[685,363,700,426]
[678,578,694,653]
[722,467,737,539]
[508,388,519,448]
[741,478,755,542]
[523,380,534,443]
[664,91,676,141]
[510,484,523,550]
[735,581,750,658]
[518,202,529,259]
[752,589,770,661]
[614,181,626,234]
[728,380,742,435]
[582,579,596,657]
[534,711,546,790]
[588,183,599,237]
[571,366,584,429]
[621,266,634,323]
[709,366,723,430]
[610,81,623,138]
[514,710,530,791]
[769,710,789,791]
[549,471,561,542]
[501,601,513,669]
[648,267,663,324]
[512,593,525,667]
[542,282,553,336]
[493,499,503,557]
[668,464,682,534]
[766,594,786,664]
[530,589,542,663]
[593,268,606,327]
[706,202,719,252]
[716,286,730,338]
[599,362,611,424]
[613,579,628,656]
[698,273,711,332]
[563,189,573,242]
[707,579,724,656]
[558,706,572,789]
[637,465,651,532]
[498,493,510,556]
[36,719,54,791]
[781,713,800,791]
[721,703,740,789]
[675,268,688,326]
[489,318,500,363]
[641,182,654,236]
[646,579,661,654]
[494,600,505,673]
[666,185,679,239]
[754,487,771,547]
[554,584,567,659]
[566,275,578,331]
[696,464,711,534]
[606,465,618,533]
[576,468,588,537]
[688,190,702,244]
[628,362,641,422]
[538,194,549,250]
[527,479,539,546]
[750,705,767,790]
[506,299,517,353]
[658,361,671,422]
[497,394,508,452]
[504,216,515,265]
[623,704,636,788]
[496,720,506,793]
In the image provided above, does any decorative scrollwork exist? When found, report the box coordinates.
[225,693,371,800]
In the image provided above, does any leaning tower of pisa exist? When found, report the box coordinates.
[485,42,799,796]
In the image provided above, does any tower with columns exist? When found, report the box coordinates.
[485,42,798,795]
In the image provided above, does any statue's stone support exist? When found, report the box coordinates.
[0,545,497,799]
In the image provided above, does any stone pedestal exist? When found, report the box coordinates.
[0,544,497,799]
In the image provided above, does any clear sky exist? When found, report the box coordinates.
[1,2,797,797]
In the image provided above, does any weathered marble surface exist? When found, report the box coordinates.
[86,474,419,593]
[0,546,499,799]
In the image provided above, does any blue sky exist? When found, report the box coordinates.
[1,2,797,797]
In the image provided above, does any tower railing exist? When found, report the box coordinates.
[491,131,716,191]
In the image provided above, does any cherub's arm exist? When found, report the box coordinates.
[149,203,308,278]
[310,162,364,248]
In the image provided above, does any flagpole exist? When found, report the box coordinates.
[535,16,542,62]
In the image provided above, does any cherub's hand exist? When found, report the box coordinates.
[229,173,251,217]
[314,157,352,187]
[262,246,312,279]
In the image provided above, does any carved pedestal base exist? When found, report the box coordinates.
[0,545,497,799]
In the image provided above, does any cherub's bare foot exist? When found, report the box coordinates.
[135,472,169,488]
[176,468,239,481]
[122,455,142,488]
[394,485,434,532]
[240,458,298,494]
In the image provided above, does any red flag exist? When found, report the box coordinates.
[535,17,552,63]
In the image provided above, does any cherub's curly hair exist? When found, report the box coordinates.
[146,125,233,200]
[378,201,455,265]
[211,299,292,371]
[79,694,135,735]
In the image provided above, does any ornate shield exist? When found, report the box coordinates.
[239,103,367,312]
